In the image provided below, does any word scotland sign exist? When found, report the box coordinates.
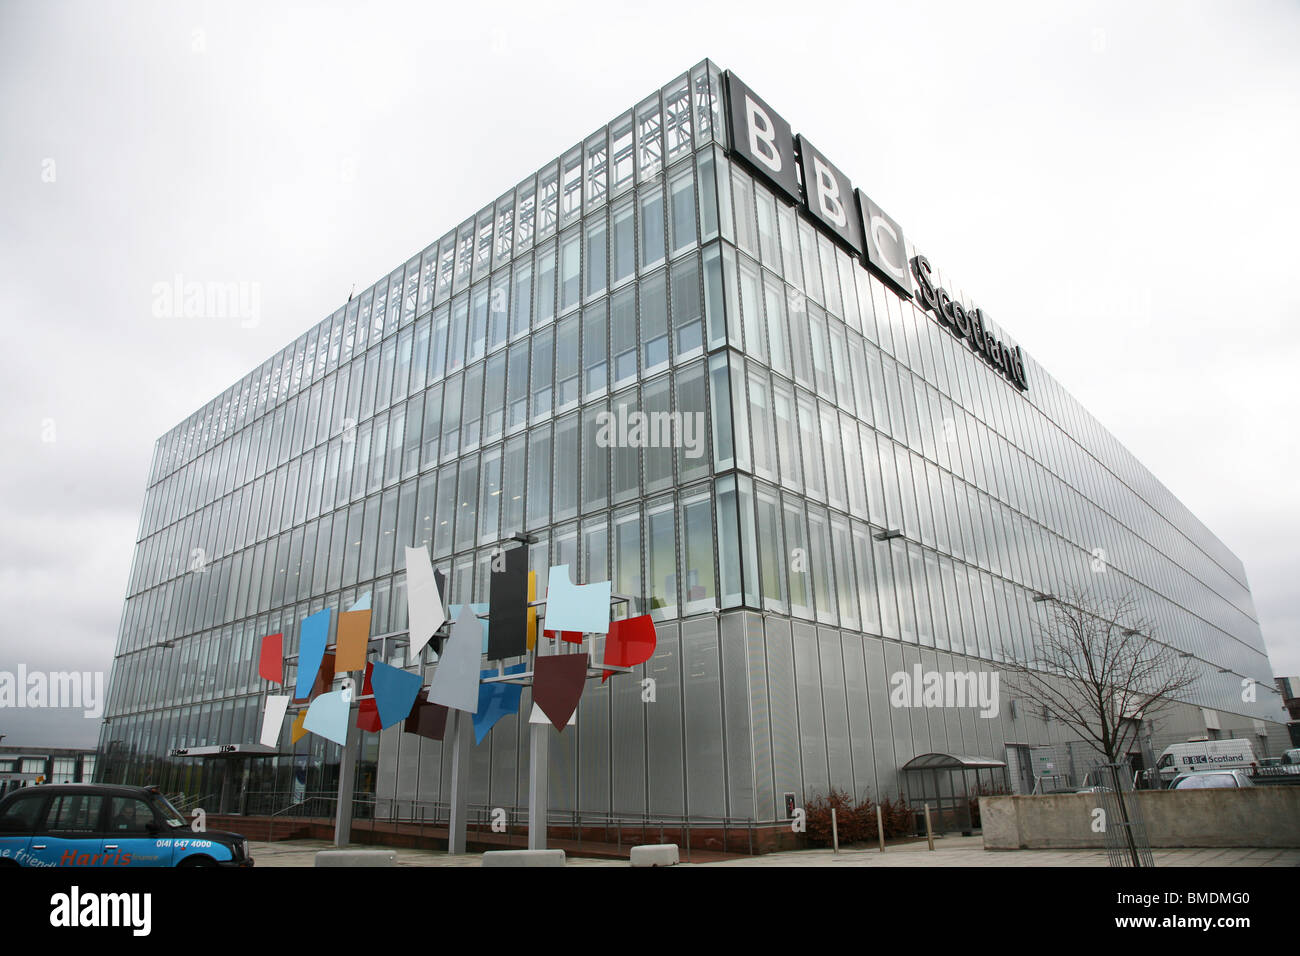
[723,70,1029,392]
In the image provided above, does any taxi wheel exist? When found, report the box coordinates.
[179,855,217,867]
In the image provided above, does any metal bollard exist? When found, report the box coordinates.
[924,805,935,851]
[831,808,839,855]
[876,805,885,853]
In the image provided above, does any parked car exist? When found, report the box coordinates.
[1282,748,1300,765]
[0,783,252,867]
[1168,770,1254,790]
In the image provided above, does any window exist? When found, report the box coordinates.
[447,294,468,376]
[671,254,703,361]
[553,413,579,523]
[502,435,526,535]
[668,165,696,255]
[530,327,554,422]
[611,200,635,286]
[773,379,801,492]
[807,505,836,624]
[681,490,716,614]
[560,231,581,313]
[478,446,502,546]
[613,507,642,616]
[440,373,462,462]
[505,341,529,432]
[611,389,640,503]
[488,272,509,352]
[755,183,780,270]
[748,366,776,481]
[0,793,45,833]
[468,286,489,364]
[611,286,637,388]
[642,375,673,494]
[645,496,676,619]
[731,167,758,257]
[526,425,552,530]
[377,486,400,577]
[584,213,607,300]
[105,796,157,834]
[461,362,484,452]
[455,455,479,552]
[675,361,709,485]
[790,395,821,504]
[582,301,608,399]
[738,256,766,365]
[555,315,579,411]
[534,243,556,328]
[429,305,449,382]
[582,401,610,514]
[788,287,813,388]
[639,186,665,271]
[510,261,532,340]
[433,464,457,557]
[421,383,442,465]
[782,496,811,619]
[640,271,669,374]
[483,351,506,444]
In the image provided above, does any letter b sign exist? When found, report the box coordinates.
[724,72,800,203]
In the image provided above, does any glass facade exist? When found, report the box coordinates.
[99,60,1282,825]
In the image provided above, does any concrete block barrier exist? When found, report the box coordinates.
[629,844,679,867]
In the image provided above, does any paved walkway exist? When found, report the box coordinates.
[248,835,1300,867]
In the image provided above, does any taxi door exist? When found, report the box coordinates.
[28,791,106,867]
[0,790,47,865]
[103,794,174,867]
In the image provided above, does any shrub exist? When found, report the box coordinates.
[804,790,924,846]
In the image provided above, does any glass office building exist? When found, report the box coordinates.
[99,60,1284,829]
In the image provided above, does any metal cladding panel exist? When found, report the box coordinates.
[792,621,827,800]
[578,669,611,814]
[745,611,775,822]
[682,617,725,819]
[841,631,877,800]
[818,627,853,796]
[764,617,801,810]
[645,622,684,817]
[721,611,756,821]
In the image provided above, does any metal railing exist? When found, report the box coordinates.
[247,791,776,857]
[167,791,219,814]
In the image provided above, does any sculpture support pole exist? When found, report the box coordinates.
[528,720,549,850]
[447,710,472,854]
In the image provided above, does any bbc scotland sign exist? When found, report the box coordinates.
[723,70,1029,392]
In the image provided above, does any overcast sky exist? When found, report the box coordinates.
[2,0,1296,748]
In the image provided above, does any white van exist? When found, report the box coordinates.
[1153,740,1257,786]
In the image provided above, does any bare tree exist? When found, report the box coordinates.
[1006,586,1200,765]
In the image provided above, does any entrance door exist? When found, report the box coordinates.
[1008,745,1035,795]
